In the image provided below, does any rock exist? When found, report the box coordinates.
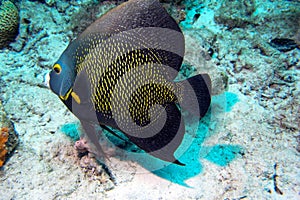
[269,38,299,52]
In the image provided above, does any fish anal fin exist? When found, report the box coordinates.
[125,103,185,165]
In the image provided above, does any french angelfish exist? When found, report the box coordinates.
[46,0,211,165]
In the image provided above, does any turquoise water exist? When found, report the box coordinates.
[0,0,299,199]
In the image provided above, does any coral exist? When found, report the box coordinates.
[0,127,9,167]
[0,100,18,167]
[79,155,115,190]
[294,27,300,46]
[161,0,186,23]
[74,138,90,154]
[0,0,19,48]
[74,136,116,160]
[214,0,256,29]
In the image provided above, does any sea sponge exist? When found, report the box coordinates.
[0,127,9,167]
[0,0,19,49]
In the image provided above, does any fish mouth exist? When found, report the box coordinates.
[59,88,73,101]
[43,72,50,88]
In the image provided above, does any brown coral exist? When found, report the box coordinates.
[0,0,19,48]
[0,127,9,167]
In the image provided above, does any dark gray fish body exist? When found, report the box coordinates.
[48,0,211,165]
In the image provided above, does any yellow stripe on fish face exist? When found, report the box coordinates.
[71,91,81,104]
[59,89,81,105]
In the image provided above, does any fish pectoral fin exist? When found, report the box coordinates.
[72,69,92,105]
[80,120,109,161]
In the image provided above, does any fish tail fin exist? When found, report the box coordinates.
[180,74,211,118]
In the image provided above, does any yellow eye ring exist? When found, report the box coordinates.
[53,64,62,74]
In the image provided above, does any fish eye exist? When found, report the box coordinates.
[53,64,62,74]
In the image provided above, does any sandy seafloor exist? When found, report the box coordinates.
[0,0,299,199]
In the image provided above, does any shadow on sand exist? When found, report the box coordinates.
[61,92,243,186]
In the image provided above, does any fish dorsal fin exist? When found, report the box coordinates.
[67,0,185,76]
[63,0,185,73]
[80,0,182,37]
